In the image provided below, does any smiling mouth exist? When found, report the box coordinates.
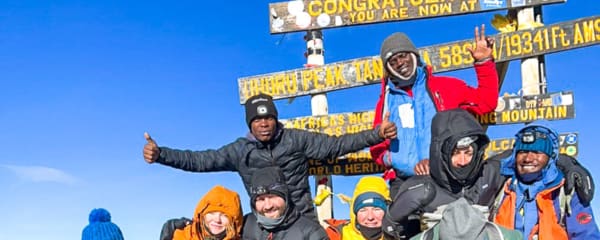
[520,165,537,170]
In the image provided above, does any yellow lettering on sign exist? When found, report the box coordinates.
[353,60,364,82]
[500,106,569,123]
[476,112,497,125]
[368,0,381,10]
[308,1,321,16]
[421,50,432,66]
[373,58,384,80]
[595,18,600,40]
[582,20,597,43]
[334,65,347,85]
[460,0,476,12]
[418,2,451,16]
[301,69,312,91]
[382,0,396,8]
[410,0,423,7]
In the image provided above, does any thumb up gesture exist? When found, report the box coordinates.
[378,112,397,140]
[143,132,160,163]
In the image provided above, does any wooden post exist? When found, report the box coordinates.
[518,6,547,95]
[305,30,333,227]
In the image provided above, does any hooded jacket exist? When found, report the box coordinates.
[493,124,600,240]
[172,185,243,240]
[387,109,505,239]
[242,167,328,240]
[157,122,384,220]
[370,58,498,180]
[411,198,522,240]
[341,176,391,240]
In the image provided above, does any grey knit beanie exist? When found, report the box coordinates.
[380,32,418,65]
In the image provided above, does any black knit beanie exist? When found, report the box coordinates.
[249,166,288,208]
[245,93,278,128]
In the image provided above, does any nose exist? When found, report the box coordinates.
[214,213,223,223]
[456,153,468,166]
[263,198,274,210]
[523,152,536,161]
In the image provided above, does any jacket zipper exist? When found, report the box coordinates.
[434,91,445,110]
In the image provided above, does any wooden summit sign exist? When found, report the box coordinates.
[308,132,579,175]
[269,0,565,34]
[239,15,600,104]
[279,90,575,134]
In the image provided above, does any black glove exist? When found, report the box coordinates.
[556,154,595,205]
[160,217,192,240]
[382,213,407,240]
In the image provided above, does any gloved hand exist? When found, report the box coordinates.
[382,213,407,240]
[556,154,595,205]
[160,217,192,240]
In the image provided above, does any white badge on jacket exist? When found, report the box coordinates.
[398,103,415,128]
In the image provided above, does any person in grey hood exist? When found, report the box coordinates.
[410,198,522,240]
[242,166,328,240]
[383,109,594,239]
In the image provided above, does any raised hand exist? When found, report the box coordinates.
[143,132,160,163]
[467,24,495,62]
[379,112,397,140]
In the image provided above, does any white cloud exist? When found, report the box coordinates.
[1,165,78,185]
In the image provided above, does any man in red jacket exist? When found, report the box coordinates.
[370,25,499,197]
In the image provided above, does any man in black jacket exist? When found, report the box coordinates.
[143,93,397,220]
[242,166,328,240]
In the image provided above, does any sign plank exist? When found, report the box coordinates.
[269,0,565,34]
[281,91,575,134]
[240,15,600,103]
[477,90,575,125]
[307,132,579,175]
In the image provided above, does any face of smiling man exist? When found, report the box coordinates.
[254,193,286,219]
[515,150,550,175]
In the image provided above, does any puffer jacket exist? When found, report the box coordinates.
[157,123,384,220]
[387,109,505,239]
[242,166,328,240]
[370,60,498,180]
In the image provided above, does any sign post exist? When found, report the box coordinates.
[304,30,334,226]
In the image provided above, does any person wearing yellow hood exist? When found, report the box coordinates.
[160,185,243,240]
[325,176,391,240]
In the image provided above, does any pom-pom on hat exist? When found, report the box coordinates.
[82,208,124,240]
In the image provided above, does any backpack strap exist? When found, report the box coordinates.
[489,180,509,221]
[558,186,573,228]
[484,222,505,240]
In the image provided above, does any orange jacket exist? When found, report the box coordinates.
[494,179,567,240]
[173,185,243,240]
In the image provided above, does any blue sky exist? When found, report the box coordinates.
[0,0,598,239]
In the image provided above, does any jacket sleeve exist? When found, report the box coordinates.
[155,139,243,172]
[160,217,191,240]
[566,193,600,239]
[458,60,499,115]
[307,225,329,240]
[298,127,384,161]
[370,78,390,166]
